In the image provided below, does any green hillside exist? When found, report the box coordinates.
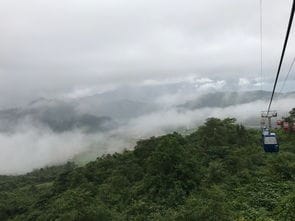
[0,118,294,221]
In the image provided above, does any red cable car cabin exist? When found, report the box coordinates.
[283,122,289,132]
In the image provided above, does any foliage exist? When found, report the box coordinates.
[0,117,294,220]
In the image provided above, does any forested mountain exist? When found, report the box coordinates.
[178,90,295,110]
[2,90,295,134]
[0,118,294,221]
[0,89,294,144]
[0,102,117,134]
[178,91,272,109]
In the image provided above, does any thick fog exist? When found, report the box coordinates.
[0,0,295,107]
[1,81,295,174]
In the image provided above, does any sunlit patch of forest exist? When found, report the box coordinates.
[0,115,294,220]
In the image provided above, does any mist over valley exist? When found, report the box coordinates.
[1,82,294,174]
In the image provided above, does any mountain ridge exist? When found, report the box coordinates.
[0,117,294,220]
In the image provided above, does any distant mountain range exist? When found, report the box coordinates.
[1,88,294,134]
[178,90,295,110]
[0,102,116,133]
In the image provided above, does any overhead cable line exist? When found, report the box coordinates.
[267,0,295,114]
[278,55,295,95]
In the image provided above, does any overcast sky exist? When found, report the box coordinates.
[0,0,295,107]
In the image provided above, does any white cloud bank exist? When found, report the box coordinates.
[1,96,293,175]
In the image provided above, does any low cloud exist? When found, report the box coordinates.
[62,84,117,99]
[119,98,294,139]
[0,89,294,175]
[239,78,250,86]
[197,80,226,91]
[0,0,294,107]
[0,129,92,174]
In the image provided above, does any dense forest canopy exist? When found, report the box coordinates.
[0,115,294,221]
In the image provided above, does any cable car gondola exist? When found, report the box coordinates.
[261,111,279,153]
[276,120,282,126]
[262,129,279,153]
